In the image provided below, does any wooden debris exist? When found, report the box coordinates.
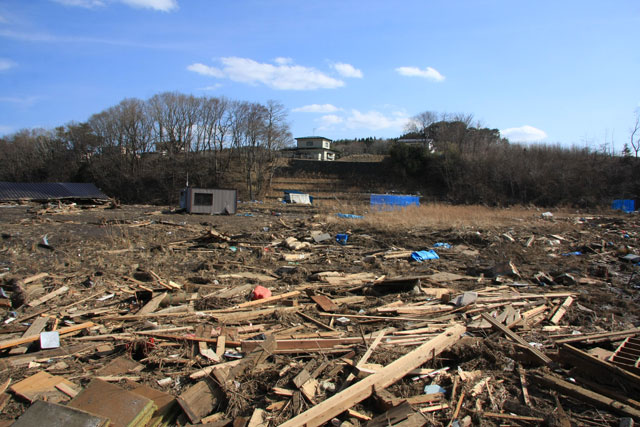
[549,296,574,324]
[279,324,465,427]
[531,372,640,419]
[176,379,222,424]
[481,313,551,365]
[27,285,69,307]
[68,379,157,426]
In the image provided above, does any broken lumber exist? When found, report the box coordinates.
[531,372,640,419]
[481,313,551,365]
[559,344,640,395]
[0,321,94,350]
[278,323,466,427]
[555,328,640,345]
[549,296,574,324]
[27,286,69,307]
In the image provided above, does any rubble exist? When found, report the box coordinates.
[0,202,639,425]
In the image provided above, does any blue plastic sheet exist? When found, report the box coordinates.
[411,250,439,262]
[562,251,582,256]
[370,194,420,211]
[336,234,349,245]
[433,242,452,249]
[336,213,364,219]
[612,199,635,213]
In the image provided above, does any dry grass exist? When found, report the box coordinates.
[318,201,576,231]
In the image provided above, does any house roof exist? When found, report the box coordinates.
[0,182,109,201]
[294,136,333,141]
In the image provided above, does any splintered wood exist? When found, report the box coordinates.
[0,203,638,425]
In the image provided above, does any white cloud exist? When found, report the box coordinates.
[52,0,177,11]
[317,109,409,132]
[187,63,224,78]
[274,57,293,65]
[52,0,106,8]
[292,104,340,113]
[198,83,222,91]
[0,58,16,71]
[332,62,363,78]
[187,57,345,90]
[345,109,409,130]
[0,29,184,49]
[318,115,344,128]
[0,96,39,107]
[395,66,445,82]
[120,0,178,11]
[500,125,547,142]
[0,125,13,135]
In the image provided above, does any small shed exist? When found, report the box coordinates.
[180,188,237,215]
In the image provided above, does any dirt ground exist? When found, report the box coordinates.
[0,200,639,426]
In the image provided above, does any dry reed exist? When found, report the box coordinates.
[319,202,573,231]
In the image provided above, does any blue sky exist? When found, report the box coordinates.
[0,0,639,149]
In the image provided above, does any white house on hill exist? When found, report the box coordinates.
[287,136,336,161]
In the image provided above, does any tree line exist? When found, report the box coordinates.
[0,93,292,202]
[383,111,640,207]
[1,100,638,207]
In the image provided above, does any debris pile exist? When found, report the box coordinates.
[0,203,639,426]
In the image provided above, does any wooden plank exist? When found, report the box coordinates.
[531,372,640,419]
[296,311,339,332]
[550,296,574,324]
[555,328,640,345]
[137,292,167,316]
[483,412,544,422]
[215,334,226,357]
[0,321,94,350]
[480,313,551,365]
[23,273,48,284]
[10,371,76,402]
[278,324,465,427]
[340,328,389,390]
[9,316,49,355]
[518,364,531,407]
[247,408,268,427]
[236,291,300,309]
[559,344,640,395]
[27,286,69,307]
[310,295,338,312]
[176,380,222,424]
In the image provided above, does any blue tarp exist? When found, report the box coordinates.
[411,250,439,262]
[370,194,420,210]
[612,199,635,213]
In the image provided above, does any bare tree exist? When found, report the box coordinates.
[631,110,640,158]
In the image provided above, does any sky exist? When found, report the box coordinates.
[0,0,639,149]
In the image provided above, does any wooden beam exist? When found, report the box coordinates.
[480,313,551,365]
[555,328,640,345]
[0,321,94,350]
[482,412,544,423]
[236,291,300,309]
[559,344,640,395]
[549,296,574,324]
[278,324,465,427]
[531,372,640,419]
[27,286,69,307]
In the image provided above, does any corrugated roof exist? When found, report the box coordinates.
[0,182,109,201]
